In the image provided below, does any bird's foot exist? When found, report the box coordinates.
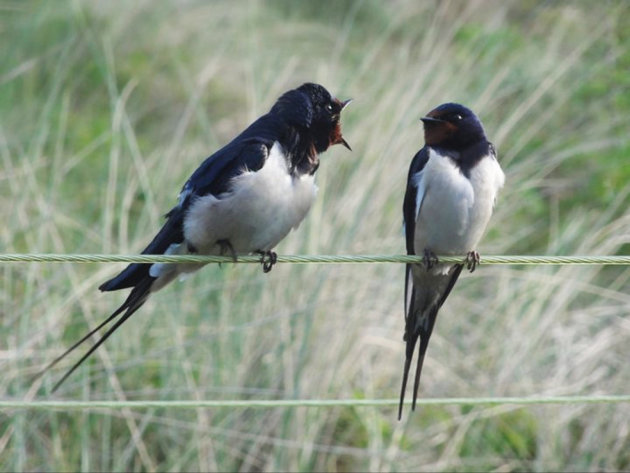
[465,250,480,273]
[422,248,439,270]
[217,239,238,263]
[256,250,277,273]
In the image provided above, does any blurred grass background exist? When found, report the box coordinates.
[1,0,629,471]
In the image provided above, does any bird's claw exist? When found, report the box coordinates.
[257,250,277,273]
[422,249,439,270]
[465,251,480,272]
[217,239,238,264]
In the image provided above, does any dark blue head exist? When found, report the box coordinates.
[271,83,351,152]
[420,103,487,150]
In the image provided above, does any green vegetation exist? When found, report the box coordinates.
[1,1,629,471]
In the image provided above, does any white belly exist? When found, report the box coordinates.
[184,141,317,254]
[414,148,504,255]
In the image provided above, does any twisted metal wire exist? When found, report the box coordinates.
[2,395,629,410]
[1,253,629,265]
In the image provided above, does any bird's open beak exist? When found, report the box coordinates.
[340,136,352,151]
[335,98,353,151]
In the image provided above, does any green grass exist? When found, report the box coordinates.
[1,0,630,471]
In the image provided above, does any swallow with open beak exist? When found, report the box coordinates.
[42,83,351,391]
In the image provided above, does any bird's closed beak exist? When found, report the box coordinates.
[420,116,446,124]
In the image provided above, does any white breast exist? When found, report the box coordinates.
[184,141,318,254]
[414,148,504,256]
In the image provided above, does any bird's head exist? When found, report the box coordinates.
[272,83,352,153]
[421,103,486,150]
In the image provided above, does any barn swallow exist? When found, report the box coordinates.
[399,103,505,418]
[42,83,351,391]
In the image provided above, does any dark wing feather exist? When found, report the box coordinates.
[183,114,283,197]
[402,147,430,323]
[402,147,430,255]
[99,210,184,291]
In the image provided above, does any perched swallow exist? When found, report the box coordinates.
[42,83,351,391]
[399,103,505,418]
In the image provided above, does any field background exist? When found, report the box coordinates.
[1,0,629,471]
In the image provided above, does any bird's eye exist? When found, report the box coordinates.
[454,114,462,120]
[325,103,334,112]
